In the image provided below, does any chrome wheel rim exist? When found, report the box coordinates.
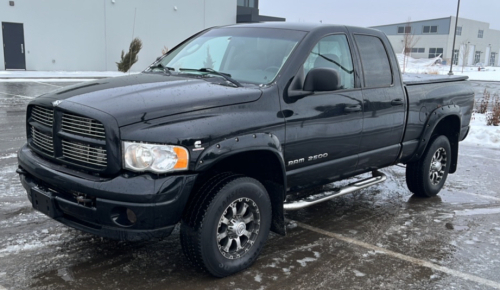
[429,147,447,185]
[217,198,260,259]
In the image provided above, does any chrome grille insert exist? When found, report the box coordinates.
[32,106,54,127]
[31,126,54,153]
[62,140,107,167]
[62,113,105,139]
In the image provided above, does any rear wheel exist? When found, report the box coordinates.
[180,174,271,277]
[406,135,451,197]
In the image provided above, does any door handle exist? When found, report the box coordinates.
[21,44,24,54]
[391,99,404,106]
[344,105,362,113]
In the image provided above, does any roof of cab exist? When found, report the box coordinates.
[222,22,382,34]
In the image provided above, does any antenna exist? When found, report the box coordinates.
[129,8,137,75]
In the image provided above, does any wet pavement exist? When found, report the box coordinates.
[1,80,500,290]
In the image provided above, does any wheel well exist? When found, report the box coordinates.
[190,150,287,235]
[431,115,460,173]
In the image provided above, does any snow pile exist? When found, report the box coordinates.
[462,113,500,149]
[397,53,443,74]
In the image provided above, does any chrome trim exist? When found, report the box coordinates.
[62,140,107,167]
[62,113,105,139]
[31,106,54,127]
[284,171,387,210]
[31,126,54,153]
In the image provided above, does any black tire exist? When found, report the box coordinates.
[180,174,272,277]
[406,135,451,197]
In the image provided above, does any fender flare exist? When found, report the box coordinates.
[195,133,285,173]
[407,104,461,172]
[194,133,288,236]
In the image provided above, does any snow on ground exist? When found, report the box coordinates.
[0,71,139,82]
[398,53,500,81]
[0,71,137,78]
[462,113,500,149]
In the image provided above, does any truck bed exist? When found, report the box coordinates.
[402,73,474,158]
[403,73,468,86]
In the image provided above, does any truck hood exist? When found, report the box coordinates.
[41,73,262,126]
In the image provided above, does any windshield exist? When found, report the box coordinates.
[147,27,306,85]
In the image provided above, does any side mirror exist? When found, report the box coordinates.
[303,68,341,92]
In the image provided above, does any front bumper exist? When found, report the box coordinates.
[17,144,197,241]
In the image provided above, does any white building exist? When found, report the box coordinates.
[0,0,238,71]
[371,17,500,67]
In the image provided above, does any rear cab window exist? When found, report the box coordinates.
[353,35,393,88]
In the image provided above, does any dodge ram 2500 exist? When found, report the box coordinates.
[17,22,474,276]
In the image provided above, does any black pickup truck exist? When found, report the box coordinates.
[17,22,474,276]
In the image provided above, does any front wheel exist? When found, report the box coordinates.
[406,135,452,197]
[180,174,271,277]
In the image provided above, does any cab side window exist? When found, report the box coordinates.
[303,34,355,90]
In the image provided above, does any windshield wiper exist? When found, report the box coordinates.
[148,63,175,75]
[179,68,242,87]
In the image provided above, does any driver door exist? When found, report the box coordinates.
[281,34,364,191]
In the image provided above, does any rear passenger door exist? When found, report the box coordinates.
[353,34,406,170]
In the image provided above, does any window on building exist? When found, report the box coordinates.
[411,48,425,53]
[474,51,481,64]
[397,26,411,34]
[456,26,462,36]
[453,49,459,65]
[478,30,484,38]
[423,26,438,33]
[354,35,392,87]
[428,48,443,58]
[237,0,255,7]
[303,34,355,89]
[491,52,497,66]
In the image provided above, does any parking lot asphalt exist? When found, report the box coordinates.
[0,80,499,290]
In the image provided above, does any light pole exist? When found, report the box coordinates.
[448,0,461,75]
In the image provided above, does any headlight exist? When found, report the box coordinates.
[122,141,189,173]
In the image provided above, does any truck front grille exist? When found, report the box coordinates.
[31,126,54,154]
[28,105,109,171]
[31,106,53,127]
[62,140,107,168]
[62,113,105,139]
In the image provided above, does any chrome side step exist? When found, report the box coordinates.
[284,171,387,210]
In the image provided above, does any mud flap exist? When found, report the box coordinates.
[263,181,286,236]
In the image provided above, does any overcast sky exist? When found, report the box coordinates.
[259,0,500,30]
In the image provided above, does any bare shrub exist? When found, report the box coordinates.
[477,89,490,114]
[402,18,420,74]
[487,94,500,126]
[460,40,470,73]
[161,46,169,55]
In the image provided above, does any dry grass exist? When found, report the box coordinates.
[477,88,490,114]
[487,93,500,126]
